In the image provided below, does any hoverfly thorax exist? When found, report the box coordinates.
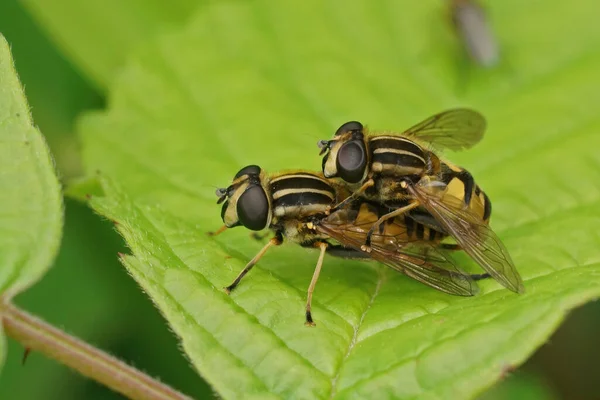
[315,110,524,294]
[320,121,369,185]
[217,164,272,231]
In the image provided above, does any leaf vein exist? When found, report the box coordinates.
[329,268,385,398]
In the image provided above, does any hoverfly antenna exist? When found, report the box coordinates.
[215,188,227,204]
[317,140,332,155]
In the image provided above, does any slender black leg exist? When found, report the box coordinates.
[437,244,490,280]
[439,243,461,251]
[470,273,491,280]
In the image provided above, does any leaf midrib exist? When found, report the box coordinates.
[329,268,385,398]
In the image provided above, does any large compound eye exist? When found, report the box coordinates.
[336,140,367,183]
[235,165,262,179]
[335,121,363,136]
[237,185,269,231]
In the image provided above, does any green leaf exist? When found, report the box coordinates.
[21,0,200,89]
[0,32,63,370]
[479,370,559,400]
[0,34,63,297]
[78,1,600,398]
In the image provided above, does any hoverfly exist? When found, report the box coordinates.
[318,109,524,293]
[211,165,490,325]
[450,0,499,68]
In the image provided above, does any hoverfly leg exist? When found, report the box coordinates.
[250,232,269,242]
[439,243,462,251]
[224,235,282,294]
[362,202,420,252]
[329,179,375,213]
[305,242,328,327]
[470,273,491,280]
[207,225,227,237]
[436,244,491,280]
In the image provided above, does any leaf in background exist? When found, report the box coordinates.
[21,0,201,89]
[78,0,600,398]
[0,33,63,369]
[0,34,63,297]
[0,1,102,178]
[478,370,559,400]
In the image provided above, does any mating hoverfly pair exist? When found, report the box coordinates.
[211,109,524,326]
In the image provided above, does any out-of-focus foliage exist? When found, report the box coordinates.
[479,370,559,400]
[0,31,62,377]
[21,0,200,89]
[0,34,62,297]
[0,0,101,178]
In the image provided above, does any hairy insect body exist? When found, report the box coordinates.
[213,164,490,326]
[318,109,524,293]
[269,173,337,232]
[354,134,491,240]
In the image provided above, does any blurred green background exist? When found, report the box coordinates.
[0,1,598,399]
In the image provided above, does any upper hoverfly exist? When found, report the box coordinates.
[318,109,524,294]
[211,165,489,326]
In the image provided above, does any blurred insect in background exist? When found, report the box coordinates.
[449,0,499,67]
[318,109,524,293]
[211,165,489,326]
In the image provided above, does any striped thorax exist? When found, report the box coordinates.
[217,165,348,242]
[319,114,490,222]
[270,173,337,220]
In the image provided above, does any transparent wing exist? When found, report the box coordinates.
[400,108,486,151]
[317,206,480,296]
[405,179,524,293]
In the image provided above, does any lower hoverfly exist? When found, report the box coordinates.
[211,165,489,326]
[318,109,524,293]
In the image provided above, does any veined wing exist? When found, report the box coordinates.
[405,178,524,293]
[400,108,486,151]
[316,206,480,296]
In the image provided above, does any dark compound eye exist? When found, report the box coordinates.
[335,121,363,136]
[234,165,262,179]
[237,185,269,231]
[336,140,367,183]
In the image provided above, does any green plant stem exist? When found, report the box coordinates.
[1,301,193,400]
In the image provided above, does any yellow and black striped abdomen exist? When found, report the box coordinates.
[369,136,427,176]
[475,185,492,223]
[270,173,336,218]
[345,201,445,245]
[402,214,445,242]
[441,162,492,224]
